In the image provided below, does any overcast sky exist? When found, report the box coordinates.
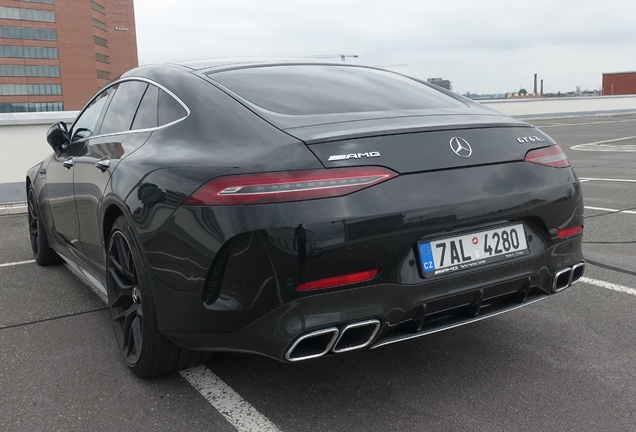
[133,0,636,95]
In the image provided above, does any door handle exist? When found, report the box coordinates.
[95,158,111,172]
[63,157,74,169]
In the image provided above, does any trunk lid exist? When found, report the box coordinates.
[297,121,552,174]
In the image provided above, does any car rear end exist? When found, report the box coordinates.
[143,62,584,361]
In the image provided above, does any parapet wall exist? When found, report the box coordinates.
[0,112,78,203]
[479,94,636,117]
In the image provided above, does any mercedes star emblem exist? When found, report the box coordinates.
[449,137,473,158]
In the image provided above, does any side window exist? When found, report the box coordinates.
[131,84,158,130]
[70,87,113,142]
[158,88,187,126]
[99,81,148,136]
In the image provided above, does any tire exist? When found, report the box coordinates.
[27,185,62,266]
[106,216,211,378]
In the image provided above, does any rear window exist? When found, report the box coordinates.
[99,81,148,135]
[208,65,466,115]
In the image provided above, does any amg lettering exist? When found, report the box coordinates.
[435,266,458,275]
[327,152,381,161]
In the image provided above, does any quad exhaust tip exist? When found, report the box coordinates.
[285,319,381,362]
[332,319,381,353]
[571,262,585,285]
[552,261,585,293]
[284,327,339,362]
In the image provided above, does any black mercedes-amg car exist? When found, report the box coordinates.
[27,59,584,377]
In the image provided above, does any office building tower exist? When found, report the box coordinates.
[0,0,138,112]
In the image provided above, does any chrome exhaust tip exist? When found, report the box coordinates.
[570,261,585,285]
[332,319,381,353]
[552,267,573,293]
[284,327,339,362]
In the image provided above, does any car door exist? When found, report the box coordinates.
[46,87,112,252]
[73,80,153,267]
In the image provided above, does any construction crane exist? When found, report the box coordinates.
[305,54,359,61]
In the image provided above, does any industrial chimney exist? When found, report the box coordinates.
[534,74,538,95]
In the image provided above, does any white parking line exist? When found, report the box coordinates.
[579,178,636,183]
[0,259,35,268]
[570,136,636,151]
[585,206,636,215]
[580,277,636,297]
[180,365,281,432]
[539,119,636,128]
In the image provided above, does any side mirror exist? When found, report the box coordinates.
[46,122,70,156]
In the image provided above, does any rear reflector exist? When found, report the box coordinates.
[524,145,570,168]
[556,226,583,238]
[297,269,380,291]
[184,167,396,205]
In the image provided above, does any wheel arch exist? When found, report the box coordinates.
[101,200,153,282]
[25,162,41,194]
[102,203,125,251]
[26,159,48,201]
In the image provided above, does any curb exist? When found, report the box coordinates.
[0,201,28,216]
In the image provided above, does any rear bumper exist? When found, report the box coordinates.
[156,234,583,360]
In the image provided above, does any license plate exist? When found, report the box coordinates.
[418,224,528,277]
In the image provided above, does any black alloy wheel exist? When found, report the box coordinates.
[106,216,211,377]
[107,228,144,366]
[27,185,61,266]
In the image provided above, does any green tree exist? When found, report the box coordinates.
[519,88,528,95]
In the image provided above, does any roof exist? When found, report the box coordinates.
[602,71,636,76]
[170,57,346,71]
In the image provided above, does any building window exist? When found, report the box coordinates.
[95,52,109,63]
[0,65,60,77]
[0,83,62,95]
[19,0,55,4]
[0,26,57,41]
[0,7,56,23]
[92,18,107,31]
[94,35,108,47]
[97,70,110,80]
[0,102,63,113]
[0,46,59,59]
[91,1,105,14]
[95,53,110,63]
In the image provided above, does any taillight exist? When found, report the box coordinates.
[525,145,570,168]
[184,167,397,206]
[297,269,380,291]
[556,226,583,238]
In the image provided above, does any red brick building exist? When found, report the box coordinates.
[602,71,636,96]
[0,0,138,112]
